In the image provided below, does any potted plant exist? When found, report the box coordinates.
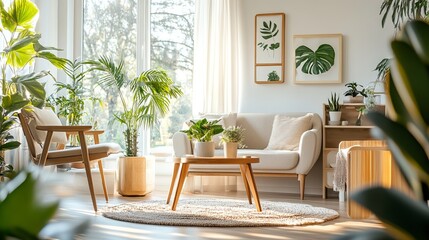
[0,0,66,179]
[343,82,368,103]
[89,55,182,196]
[328,92,341,124]
[181,118,224,157]
[220,126,245,158]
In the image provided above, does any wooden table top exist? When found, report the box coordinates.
[173,156,259,164]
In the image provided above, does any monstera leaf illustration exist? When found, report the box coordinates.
[257,21,280,52]
[295,44,335,75]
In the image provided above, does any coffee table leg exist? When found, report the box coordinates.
[239,164,252,204]
[166,162,181,204]
[172,163,190,211]
[244,163,262,212]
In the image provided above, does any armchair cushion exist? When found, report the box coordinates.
[22,106,68,144]
[265,113,312,151]
[43,143,121,159]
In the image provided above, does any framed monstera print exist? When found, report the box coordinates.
[293,34,342,84]
[255,13,285,84]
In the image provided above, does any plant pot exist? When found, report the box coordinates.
[223,142,238,158]
[329,111,342,124]
[343,96,364,103]
[194,141,215,157]
[117,156,155,196]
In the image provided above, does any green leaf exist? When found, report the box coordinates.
[3,33,40,53]
[391,40,429,127]
[351,187,429,240]
[0,3,16,31]
[12,75,46,100]
[8,0,39,29]
[0,141,20,151]
[1,93,29,114]
[404,20,429,64]
[295,44,335,75]
[37,51,67,69]
[0,170,59,238]
[5,42,36,68]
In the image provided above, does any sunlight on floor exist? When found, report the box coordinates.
[245,233,289,239]
[93,224,153,234]
[199,232,242,239]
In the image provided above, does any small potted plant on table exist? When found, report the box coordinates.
[220,126,245,158]
[328,92,342,125]
[343,82,367,103]
[181,118,224,157]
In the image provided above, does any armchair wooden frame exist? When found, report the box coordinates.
[18,113,111,212]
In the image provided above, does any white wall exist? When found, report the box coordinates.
[237,0,395,196]
[239,0,394,115]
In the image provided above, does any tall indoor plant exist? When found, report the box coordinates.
[89,55,182,195]
[0,0,66,179]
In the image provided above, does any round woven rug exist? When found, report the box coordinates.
[102,199,339,227]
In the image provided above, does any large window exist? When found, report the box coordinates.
[82,0,194,151]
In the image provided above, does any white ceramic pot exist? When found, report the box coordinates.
[329,111,342,122]
[223,142,238,158]
[117,156,155,196]
[194,141,215,157]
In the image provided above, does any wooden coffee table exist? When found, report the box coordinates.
[166,156,262,212]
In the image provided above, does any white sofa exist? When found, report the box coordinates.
[172,112,322,200]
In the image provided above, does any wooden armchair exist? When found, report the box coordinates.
[18,106,121,212]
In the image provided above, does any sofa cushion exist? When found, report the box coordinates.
[188,149,299,171]
[265,114,313,151]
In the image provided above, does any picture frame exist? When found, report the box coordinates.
[254,13,285,84]
[293,34,342,84]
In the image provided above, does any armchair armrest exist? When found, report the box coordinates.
[36,125,92,132]
[172,132,192,157]
[296,129,320,174]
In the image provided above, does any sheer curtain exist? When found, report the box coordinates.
[192,0,240,114]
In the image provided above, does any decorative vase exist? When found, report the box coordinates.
[329,111,342,124]
[223,142,238,158]
[343,96,364,103]
[194,141,215,157]
[117,156,155,196]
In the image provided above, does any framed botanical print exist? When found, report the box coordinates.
[293,34,342,84]
[254,13,285,84]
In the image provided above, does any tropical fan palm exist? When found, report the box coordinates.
[89,56,183,157]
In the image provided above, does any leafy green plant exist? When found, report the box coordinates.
[0,0,66,178]
[295,44,335,75]
[344,82,368,97]
[380,0,428,30]
[328,92,341,111]
[267,70,280,81]
[220,126,245,148]
[257,21,280,54]
[88,55,182,157]
[181,118,224,142]
[0,169,59,239]
[339,20,429,240]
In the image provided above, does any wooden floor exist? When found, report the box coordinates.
[45,190,384,240]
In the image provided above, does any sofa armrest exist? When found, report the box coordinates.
[172,132,192,157]
[296,129,320,174]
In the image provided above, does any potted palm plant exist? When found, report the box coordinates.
[328,92,341,125]
[89,55,182,196]
[220,126,245,158]
[0,0,66,179]
[181,118,224,157]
